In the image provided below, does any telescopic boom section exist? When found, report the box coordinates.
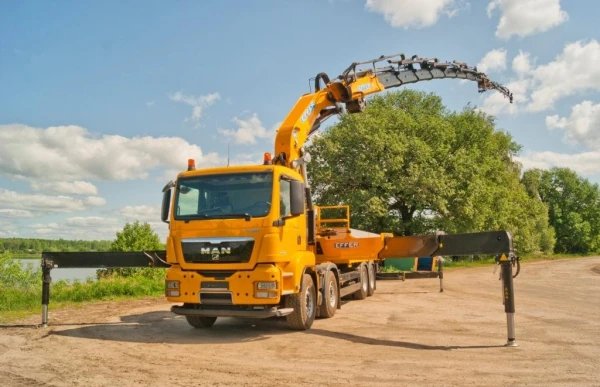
[273,52,513,169]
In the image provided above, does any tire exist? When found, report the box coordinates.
[319,270,338,318]
[367,262,376,297]
[353,264,368,300]
[285,273,317,330]
[185,315,217,328]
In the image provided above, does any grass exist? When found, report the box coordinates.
[0,276,166,323]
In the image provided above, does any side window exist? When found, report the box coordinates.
[177,186,200,215]
[280,179,291,217]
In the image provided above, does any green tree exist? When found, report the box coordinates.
[97,221,165,279]
[306,89,554,253]
[521,167,600,254]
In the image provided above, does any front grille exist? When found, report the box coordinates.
[200,292,233,305]
[182,237,254,264]
[201,281,229,290]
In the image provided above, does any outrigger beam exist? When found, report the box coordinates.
[40,251,169,327]
[379,230,520,347]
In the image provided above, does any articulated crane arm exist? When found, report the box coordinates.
[272,52,513,169]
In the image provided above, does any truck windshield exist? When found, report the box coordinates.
[174,172,273,220]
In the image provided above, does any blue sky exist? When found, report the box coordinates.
[1,0,598,241]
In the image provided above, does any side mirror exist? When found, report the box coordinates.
[161,189,172,223]
[290,180,305,216]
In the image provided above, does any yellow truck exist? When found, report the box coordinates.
[41,51,520,346]
[158,52,514,330]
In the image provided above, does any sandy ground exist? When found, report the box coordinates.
[1,257,599,387]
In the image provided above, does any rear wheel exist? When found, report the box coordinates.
[353,264,368,300]
[367,262,376,296]
[285,273,317,330]
[319,270,338,318]
[185,315,217,328]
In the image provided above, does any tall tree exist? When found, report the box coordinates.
[522,168,600,254]
[97,221,165,278]
[306,89,554,253]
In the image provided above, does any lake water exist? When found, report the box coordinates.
[16,259,98,283]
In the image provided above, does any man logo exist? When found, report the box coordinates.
[201,247,231,260]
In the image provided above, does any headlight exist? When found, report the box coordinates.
[256,281,277,290]
[166,280,179,289]
[166,280,180,297]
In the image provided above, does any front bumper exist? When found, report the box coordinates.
[165,263,283,305]
[171,305,293,319]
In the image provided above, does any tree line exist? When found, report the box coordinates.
[0,238,112,254]
[306,89,600,255]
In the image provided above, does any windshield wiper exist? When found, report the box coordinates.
[180,213,253,222]
[209,213,253,221]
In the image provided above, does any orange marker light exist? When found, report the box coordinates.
[263,152,272,165]
[187,158,196,171]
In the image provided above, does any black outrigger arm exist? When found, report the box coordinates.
[40,250,170,327]
[379,230,520,347]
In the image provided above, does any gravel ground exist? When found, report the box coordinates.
[1,256,599,386]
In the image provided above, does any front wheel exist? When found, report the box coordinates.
[185,315,217,328]
[285,273,317,330]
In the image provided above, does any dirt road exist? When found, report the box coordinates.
[1,257,599,386]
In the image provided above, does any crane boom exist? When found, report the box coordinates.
[273,52,513,168]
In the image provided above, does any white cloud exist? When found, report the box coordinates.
[231,153,265,166]
[546,101,600,150]
[0,209,35,218]
[515,151,600,176]
[65,216,118,227]
[477,48,507,73]
[365,0,467,29]
[31,217,121,240]
[0,124,222,182]
[84,196,107,207]
[146,101,155,107]
[0,189,106,213]
[118,205,160,222]
[512,50,533,76]
[168,91,220,124]
[218,113,280,144]
[527,40,600,112]
[487,0,569,39]
[479,40,600,115]
[24,213,168,241]
[0,220,17,237]
[30,181,98,195]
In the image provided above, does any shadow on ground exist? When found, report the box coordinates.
[1,310,508,351]
[45,310,295,344]
[305,329,506,351]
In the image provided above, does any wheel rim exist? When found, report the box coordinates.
[328,279,336,308]
[305,285,314,317]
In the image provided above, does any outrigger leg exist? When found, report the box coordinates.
[498,253,520,347]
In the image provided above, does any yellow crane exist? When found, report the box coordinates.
[41,52,519,346]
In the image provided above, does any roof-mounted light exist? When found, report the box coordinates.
[187,159,196,171]
[263,152,272,165]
